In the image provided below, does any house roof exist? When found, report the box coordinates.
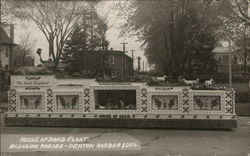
[0,27,13,45]
[213,47,229,54]
[90,50,133,60]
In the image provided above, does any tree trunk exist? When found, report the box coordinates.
[22,51,26,66]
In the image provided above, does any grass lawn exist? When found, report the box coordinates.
[215,83,250,92]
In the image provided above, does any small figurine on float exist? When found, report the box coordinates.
[98,105,106,109]
[183,78,199,86]
[151,75,168,82]
[205,78,214,87]
[106,99,112,109]
[119,100,125,109]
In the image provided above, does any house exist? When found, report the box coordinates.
[84,50,133,81]
[0,25,16,91]
[213,47,250,74]
[0,25,15,71]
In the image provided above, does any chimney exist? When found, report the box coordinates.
[10,24,14,43]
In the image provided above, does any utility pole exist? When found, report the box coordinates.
[0,0,2,44]
[229,39,232,89]
[49,33,53,58]
[142,61,145,72]
[0,0,2,28]
[137,56,141,72]
[131,50,135,60]
[120,42,128,53]
[131,50,135,73]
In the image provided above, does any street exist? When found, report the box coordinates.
[1,116,249,156]
[1,0,250,156]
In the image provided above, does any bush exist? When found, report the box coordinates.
[0,92,8,103]
[236,92,250,103]
[13,67,54,75]
[196,74,250,84]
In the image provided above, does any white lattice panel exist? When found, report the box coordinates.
[225,89,235,115]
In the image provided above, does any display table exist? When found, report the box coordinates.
[4,75,237,129]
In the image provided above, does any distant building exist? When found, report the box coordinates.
[87,50,133,80]
[63,50,134,80]
[213,47,250,74]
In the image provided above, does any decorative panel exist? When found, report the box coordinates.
[16,91,45,113]
[141,88,148,113]
[148,91,182,114]
[152,95,178,110]
[190,91,225,114]
[90,86,140,114]
[193,96,221,110]
[83,88,90,112]
[8,89,17,112]
[225,90,235,114]
[46,88,53,112]
[53,91,83,113]
[182,88,190,114]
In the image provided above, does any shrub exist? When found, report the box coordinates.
[235,92,250,103]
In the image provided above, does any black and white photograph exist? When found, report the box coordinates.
[0,0,250,156]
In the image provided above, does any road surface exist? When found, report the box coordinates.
[0,116,249,156]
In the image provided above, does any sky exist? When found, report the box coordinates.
[11,0,150,71]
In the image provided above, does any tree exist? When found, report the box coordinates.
[62,7,109,74]
[7,0,94,67]
[115,0,220,79]
[16,33,36,66]
[230,0,250,25]
[222,0,250,73]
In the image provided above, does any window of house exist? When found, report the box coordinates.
[5,48,8,57]
[218,56,222,63]
[247,57,250,64]
[237,57,242,64]
[4,65,8,70]
[109,55,114,64]
[234,56,237,64]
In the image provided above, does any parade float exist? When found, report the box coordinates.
[4,68,237,129]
